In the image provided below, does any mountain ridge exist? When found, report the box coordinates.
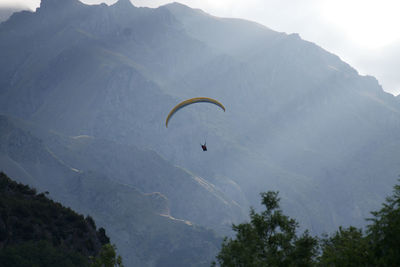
[1,1,400,265]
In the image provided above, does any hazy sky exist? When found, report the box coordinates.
[3,0,400,95]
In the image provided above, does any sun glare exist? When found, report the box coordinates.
[321,0,400,50]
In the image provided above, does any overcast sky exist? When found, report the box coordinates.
[2,0,400,95]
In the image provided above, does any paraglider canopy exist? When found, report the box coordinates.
[165,97,225,128]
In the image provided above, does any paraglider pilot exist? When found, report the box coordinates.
[201,142,207,151]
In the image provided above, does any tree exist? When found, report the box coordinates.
[318,181,400,266]
[367,183,400,266]
[90,244,124,267]
[0,240,89,267]
[318,226,372,266]
[214,191,318,266]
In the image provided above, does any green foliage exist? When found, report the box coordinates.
[90,244,124,267]
[0,172,120,266]
[215,184,400,266]
[366,183,400,266]
[86,215,97,229]
[318,181,400,266]
[318,226,371,266]
[215,191,318,266]
[0,240,88,267]
[97,227,111,245]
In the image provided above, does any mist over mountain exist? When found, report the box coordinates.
[0,114,222,266]
[1,0,400,265]
[0,8,21,23]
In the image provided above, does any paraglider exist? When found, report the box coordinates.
[165,97,225,128]
[165,97,225,151]
[201,142,207,151]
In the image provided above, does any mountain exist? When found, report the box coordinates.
[1,0,400,262]
[0,114,222,266]
[0,172,109,266]
[164,2,400,228]
[0,6,26,23]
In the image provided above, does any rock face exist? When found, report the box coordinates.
[0,115,222,266]
[1,0,400,264]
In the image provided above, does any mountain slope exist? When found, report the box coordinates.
[0,172,109,266]
[0,115,222,266]
[0,7,25,23]
[166,1,400,229]
[1,0,400,238]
